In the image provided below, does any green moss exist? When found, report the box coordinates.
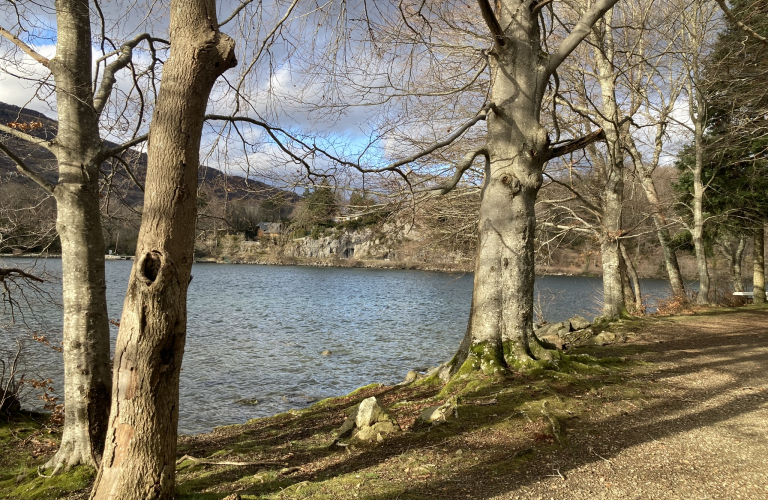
[345,383,383,397]
[9,466,94,500]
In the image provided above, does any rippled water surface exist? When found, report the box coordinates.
[4,259,675,434]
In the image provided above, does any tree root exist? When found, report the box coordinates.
[175,454,288,468]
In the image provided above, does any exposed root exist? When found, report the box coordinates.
[175,454,288,468]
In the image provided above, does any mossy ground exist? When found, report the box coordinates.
[3,307,767,499]
[0,412,92,499]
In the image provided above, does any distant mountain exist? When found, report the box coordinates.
[0,100,296,205]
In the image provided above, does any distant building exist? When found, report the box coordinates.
[256,222,283,239]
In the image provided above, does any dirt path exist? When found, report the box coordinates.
[494,309,768,500]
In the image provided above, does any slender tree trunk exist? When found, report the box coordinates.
[692,137,710,304]
[592,10,628,319]
[634,167,686,297]
[90,2,236,498]
[754,225,765,304]
[620,241,644,313]
[725,234,746,292]
[44,0,111,471]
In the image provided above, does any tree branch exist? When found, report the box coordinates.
[0,268,45,283]
[546,0,621,77]
[0,123,55,153]
[219,0,254,28]
[102,134,149,159]
[714,0,768,46]
[0,26,50,67]
[113,155,145,192]
[546,128,606,160]
[0,141,55,194]
[421,146,488,194]
[476,0,505,46]
[93,33,154,116]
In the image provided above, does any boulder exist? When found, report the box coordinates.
[539,334,565,350]
[356,397,386,427]
[417,396,458,425]
[334,397,401,442]
[569,315,591,331]
[590,331,617,345]
[400,370,421,385]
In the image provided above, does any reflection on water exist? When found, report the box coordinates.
[3,258,675,434]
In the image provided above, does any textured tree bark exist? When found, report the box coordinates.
[620,242,643,313]
[89,2,236,498]
[724,234,746,292]
[593,10,628,319]
[754,226,765,305]
[450,1,548,373]
[691,127,710,304]
[633,162,686,298]
[451,0,619,373]
[44,0,111,471]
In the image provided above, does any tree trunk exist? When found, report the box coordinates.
[726,234,746,292]
[44,0,111,471]
[620,241,643,313]
[449,0,620,373]
[593,10,628,319]
[89,2,236,498]
[635,167,686,297]
[450,1,550,373]
[754,225,765,304]
[691,162,710,304]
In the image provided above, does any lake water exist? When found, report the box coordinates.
[2,259,676,434]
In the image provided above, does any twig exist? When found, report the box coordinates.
[175,454,287,468]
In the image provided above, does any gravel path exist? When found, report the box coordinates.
[494,309,768,500]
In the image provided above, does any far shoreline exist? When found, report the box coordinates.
[1,252,668,279]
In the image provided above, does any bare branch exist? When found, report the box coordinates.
[423,146,488,194]
[0,123,55,153]
[546,128,605,160]
[0,141,55,194]
[714,0,768,45]
[547,0,621,77]
[219,0,254,28]
[102,134,149,159]
[0,26,50,67]
[476,0,506,46]
[93,33,154,116]
[113,155,145,192]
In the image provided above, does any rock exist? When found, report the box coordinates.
[400,370,421,385]
[336,416,356,438]
[569,315,591,330]
[356,397,385,427]
[355,420,401,441]
[539,334,566,350]
[321,349,332,356]
[235,398,258,405]
[590,331,617,345]
[222,494,241,500]
[417,396,458,425]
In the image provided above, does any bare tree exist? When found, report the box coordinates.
[89,1,236,496]
[0,0,168,470]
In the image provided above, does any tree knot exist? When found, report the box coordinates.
[138,250,164,285]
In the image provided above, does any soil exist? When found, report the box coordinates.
[2,306,768,499]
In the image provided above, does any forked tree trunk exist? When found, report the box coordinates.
[449,0,619,374]
[754,225,765,304]
[89,2,236,498]
[725,234,746,292]
[44,0,111,471]
[635,166,686,297]
[620,241,643,313]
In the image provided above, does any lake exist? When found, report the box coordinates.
[2,259,676,434]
